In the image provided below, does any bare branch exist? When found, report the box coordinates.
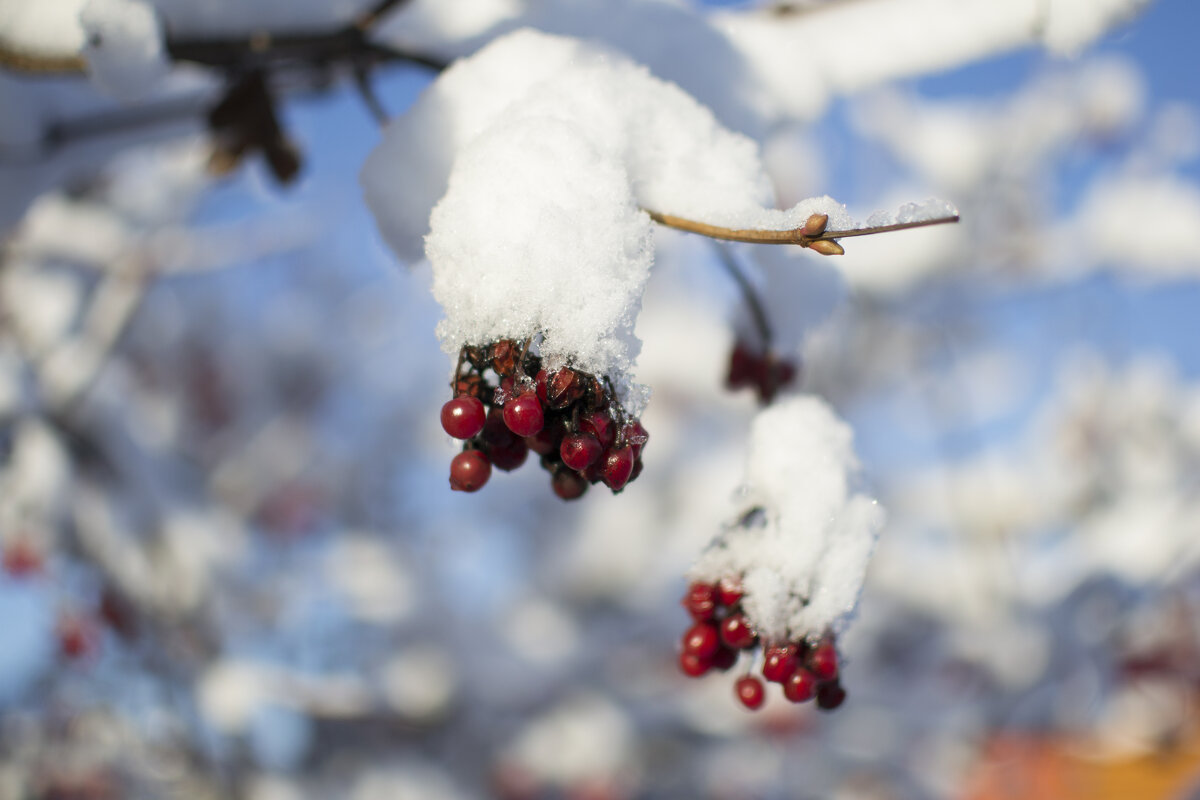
[712,243,773,349]
[0,44,86,74]
[644,208,959,254]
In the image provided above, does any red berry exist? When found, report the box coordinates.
[810,640,839,681]
[719,613,757,650]
[488,437,528,472]
[620,420,648,457]
[783,668,817,703]
[503,392,544,437]
[58,616,96,660]
[816,681,846,711]
[2,540,43,577]
[449,450,491,492]
[441,396,486,439]
[683,582,717,622]
[735,675,765,710]
[679,651,710,678]
[711,645,738,671]
[579,411,615,449]
[551,469,588,501]
[716,575,743,607]
[682,621,720,659]
[560,433,603,472]
[602,446,635,491]
[547,368,585,409]
[534,369,549,407]
[762,644,799,683]
[726,343,759,390]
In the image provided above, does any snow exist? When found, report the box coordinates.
[79,0,168,100]
[367,29,868,388]
[690,396,884,641]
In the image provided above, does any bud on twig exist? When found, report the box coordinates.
[807,239,845,256]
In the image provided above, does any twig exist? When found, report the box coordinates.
[353,64,389,125]
[711,243,773,349]
[644,209,959,252]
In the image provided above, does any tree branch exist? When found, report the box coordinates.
[644,209,959,254]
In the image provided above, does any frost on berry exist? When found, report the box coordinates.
[676,396,882,711]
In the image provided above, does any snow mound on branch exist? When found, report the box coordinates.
[690,396,884,641]
[80,0,168,100]
[364,29,853,385]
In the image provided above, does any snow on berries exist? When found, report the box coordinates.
[442,339,648,498]
[680,396,883,710]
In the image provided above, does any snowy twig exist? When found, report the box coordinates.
[644,209,960,254]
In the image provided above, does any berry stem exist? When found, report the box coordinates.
[712,243,773,350]
[643,209,960,252]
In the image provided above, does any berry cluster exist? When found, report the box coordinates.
[441,340,648,499]
[725,341,799,405]
[679,578,846,712]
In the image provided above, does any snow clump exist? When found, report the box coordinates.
[690,395,884,641]
[363,29,855,393]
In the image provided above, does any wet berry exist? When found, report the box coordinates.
[503,392,544,437]
[602,446,635,491]
[810,639,839,681]
[716,575,743,607]
[783,668,817,703]
[449,450,491,492]
[682,621,720,659]
[735,675,766,710]
[560,433,603,472]
[720,613,757,650]
[683,582,717,622]
[441,396,487,439]
[762,644,799,683]
[679,651,710,678]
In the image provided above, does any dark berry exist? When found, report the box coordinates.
[720,613,757,650]
[492,339,519,377]
[679,651,710,678]
[809,639,839,681]
[716,575,743,607]
[481,408,518,449]
[601,446,635,491]
[783,668,816,703]
[551,469,588,501]
[560,433,603,472]
[450,450,491,492]
[441,396,487,439]
[711,645,739,671]
[579,411,615,449]
[682,621,720,659]
[816,681,846,711]
[455,372,485,399]
[534,369,549,407]
[547,368,585,409]
[58,616,96,660]
[629,458,643,483]
[503,392,544,437]
[525,419,563,457]
[488,437,529,472]
[762,644,799,683]
[683,582,717,622]
[735,675,766,710]
[726,342,758,390]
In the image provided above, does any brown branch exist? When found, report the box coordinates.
[644,208,959,254]
[0,44,86,74]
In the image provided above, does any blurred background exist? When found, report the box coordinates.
[1,0,1199,798]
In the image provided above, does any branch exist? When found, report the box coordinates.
[644,209,959,255]
[0,45,85,74]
